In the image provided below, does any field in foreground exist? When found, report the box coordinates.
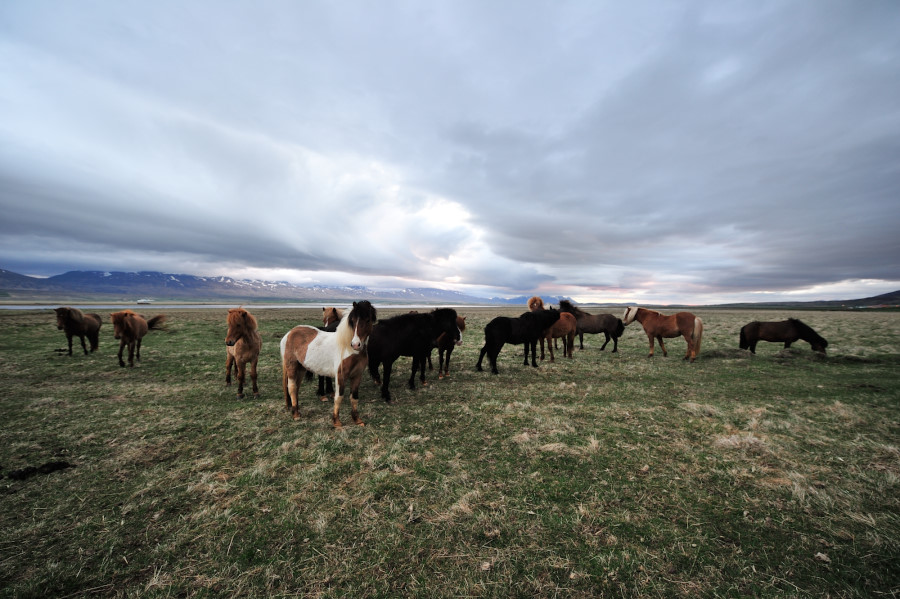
[1,307,899,598]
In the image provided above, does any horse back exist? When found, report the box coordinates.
[282,325,320,366]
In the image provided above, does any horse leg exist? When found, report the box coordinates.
[566,332,575,358]
[600,333,610,351]
[611,336,618,353]
[646,334,655,358]
[443,346,453,378]
[381,360,394,403]
[250,357,259,398]
[65,333,74,356]
[135,338,142,364]
[683,335,693,361]
[236,360,246,399]
[117,339,126,367]
[408,355,419,390]
[784,341,792,349]
[78,334,88,355]
[530,340,539,367]
[539,337,546,361]
[225,352,234,387]
[656,335,667,357]
[548,335,555,362]
[579,332,585,350]
[476,346,487,372]
[285,363,304,421]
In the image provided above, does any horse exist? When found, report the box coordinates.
[280,300,377,426]
[225,308,262,399]
[540,311,577,362]
[623,307,703,362]
[367,308,462,402]
[110,310,166,367]
[739,319,828,354]
[430,315,467,378]
[312,307,344,399]
[527,296,545,312]
[54,307,102,356]
[322,306,343,327]
[558,300,624,352]
[476,309,561,375]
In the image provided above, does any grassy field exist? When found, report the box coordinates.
[1,306,898,598]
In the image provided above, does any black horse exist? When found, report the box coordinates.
[558,300,625,352]
[739,318,828,354]
[368,308,462,402]
[54,307,102,356]
[476,309,561,375]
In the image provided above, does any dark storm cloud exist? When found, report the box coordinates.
[1,1,898,302]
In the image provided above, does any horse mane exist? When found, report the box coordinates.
[228,308,257,331]
[527,296,544,311]
[559,299,587,317]
[788,318,827,345]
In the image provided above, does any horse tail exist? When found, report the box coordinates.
[147,315,167,330]
[692,317,703,356]
[739,327,748,350]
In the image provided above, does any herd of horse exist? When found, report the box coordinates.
[53,300,829,428]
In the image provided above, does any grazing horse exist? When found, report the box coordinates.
[110,310,166,367]
[430,315,467,379]
[559,300,625,352]
[476,309,561,374]
[368,308,462,402]
[739,319,828,354]
[623,307,703,362]
[540,311,577,362]
[54,307,102,355]
[225,308,262,399]
[280,300,377,426]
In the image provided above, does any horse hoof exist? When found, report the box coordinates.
[237,393,244,399]
[292,414,300,421]
[319,396,329,402]
[253,393,260,399]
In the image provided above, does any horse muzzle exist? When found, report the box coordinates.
[225,340,237,347]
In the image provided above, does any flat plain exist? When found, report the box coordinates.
[1,306,898,597]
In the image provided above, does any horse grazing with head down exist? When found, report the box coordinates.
[110,310,166,367]
[476,309,561,374]
[367,308,462,402]
[280,300,377,427]
[559,300,625,352]
[739,319,827,354]
[54,307,102,356]
[225,308,262,399]
[623,306,703,362]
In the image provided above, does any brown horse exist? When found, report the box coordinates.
[432,315,467,378]
[540,311,576,362]
[110,310,166,367]
[623,307,703,362]
[527,296,545,312]
[280,300,377,427]
[558,300,625,352]
[54,307,102,355]
[739,319,827,354]
[322,306,343,327]
[225,308,262,399]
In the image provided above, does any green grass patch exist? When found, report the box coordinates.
[1,307,899,597]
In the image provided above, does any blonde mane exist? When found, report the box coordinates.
[334,312,358,357]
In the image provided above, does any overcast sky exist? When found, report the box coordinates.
[1,1,898,304]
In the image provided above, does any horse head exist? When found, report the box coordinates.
[623,306,639,325]
[54,307,83,330]
[110,310,132,340]
[225,308,256,347]
[322,306,343,327]
[348,300,377,351]
[432,308,462,346]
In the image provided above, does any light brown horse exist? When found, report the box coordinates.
[623,307,703,362]
[280,300,377,427]
[110,310,166,367]
[225,308,262,399]
[540,311,577,362]
[54,307,102,355]
[322,306,343,327]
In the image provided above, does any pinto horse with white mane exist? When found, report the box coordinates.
[623,306,703,363]
[225,308,262,399]
[280,300,377,427]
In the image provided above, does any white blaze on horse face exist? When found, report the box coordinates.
[455,326,463,346]
[351,319,362,351]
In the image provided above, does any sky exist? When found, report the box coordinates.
[1,1,899,305]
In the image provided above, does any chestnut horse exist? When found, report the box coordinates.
[559,300,625,352]
[110,310,166,367]
[225,308,262,399]
[623,307,703,362]
[739,319,827,354]
[280,300,377,426]
[54,307,102,355]
[540,311,576,362]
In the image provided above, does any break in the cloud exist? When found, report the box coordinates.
[1,0,898,304]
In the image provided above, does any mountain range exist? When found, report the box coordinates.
[1,268,897,308]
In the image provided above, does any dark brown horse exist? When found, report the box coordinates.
[559,300,625,352]
[432,315,467,378]
[739,319,828,354]
[280,300,377,426]
[623,306,703,362]
[54,307,102,355]
[225,308,262,399]
[110,310,166,367]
